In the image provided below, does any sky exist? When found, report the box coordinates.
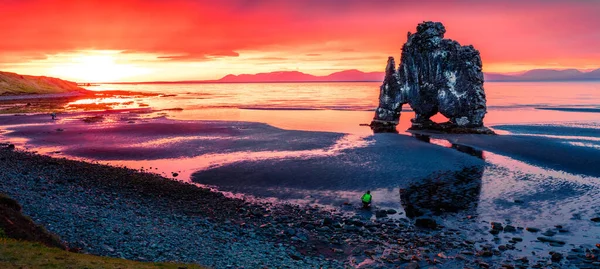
[1,0,599,82]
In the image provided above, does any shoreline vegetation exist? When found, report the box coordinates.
[0,71,87,96]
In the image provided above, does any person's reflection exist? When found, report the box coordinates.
[400,166,484,218]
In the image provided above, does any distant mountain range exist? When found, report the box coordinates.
[107,68,600,84]
[215,68,600,83]
[216,69,384,83]
[484,68,600,81]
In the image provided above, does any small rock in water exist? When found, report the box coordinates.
[415,218,437,229]
[343,225,359,232]
[375,210,388,218]
[537,237,565,245]
[504,225,517,232]
[172,172,179,177]
[352,220,364,227]
[526,227,541,233]
[289,254,302,260]
[500,263,514,269]
[480,250,493,257]
[386,209,397,214]
[491,222,503,231]
[405,262,419,269]
[542,230,557,237]
[591,217,600,222]
[551,252,563,262]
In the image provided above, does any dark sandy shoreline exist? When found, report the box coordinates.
[2,145,600,268]
[0,147,476,268]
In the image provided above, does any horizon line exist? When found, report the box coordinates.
[76,67,600,84]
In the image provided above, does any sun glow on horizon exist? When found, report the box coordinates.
[48,51,151,82]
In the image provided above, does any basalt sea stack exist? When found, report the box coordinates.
[371,21,492,134]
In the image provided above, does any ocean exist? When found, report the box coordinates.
[82,81,600,134]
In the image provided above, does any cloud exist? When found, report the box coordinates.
[156,51,240,61]
[0,0,598,74]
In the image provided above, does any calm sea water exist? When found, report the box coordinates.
[81,81,600,134]
[90,81,600,110]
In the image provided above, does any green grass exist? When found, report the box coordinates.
[0,238,207,269]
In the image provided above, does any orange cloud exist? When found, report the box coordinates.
[0,0,599,81]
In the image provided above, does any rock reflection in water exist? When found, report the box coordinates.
[400,166,484,218]
[412,133,430,143]
[402,134,485,218]
[451,143,485,159]
[412,133,485,160]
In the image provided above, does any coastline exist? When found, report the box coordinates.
[0,148,472,268]
[0,91,88,101]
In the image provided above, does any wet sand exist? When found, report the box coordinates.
[1,111,600,268]
[418,128,600,177]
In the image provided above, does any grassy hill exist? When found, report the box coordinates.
[0,239,205,269]
[0,71,88,95]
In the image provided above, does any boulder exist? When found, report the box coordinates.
[415,217,437,229]
[375,210,388,218]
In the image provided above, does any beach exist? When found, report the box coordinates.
[1,81,600,268]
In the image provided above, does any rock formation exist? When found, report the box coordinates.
[371,21,491,133]
[371,57,404,133]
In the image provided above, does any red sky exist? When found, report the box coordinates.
[1,0,599,82]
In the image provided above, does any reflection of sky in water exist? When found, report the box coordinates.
[84,81,600,111]
[110,133,372,181]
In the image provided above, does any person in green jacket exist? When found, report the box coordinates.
[361,191,372,208]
